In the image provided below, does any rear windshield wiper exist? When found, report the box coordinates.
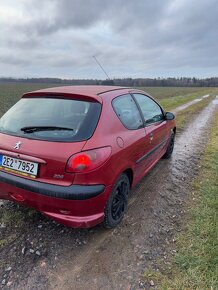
[20,126,74,133]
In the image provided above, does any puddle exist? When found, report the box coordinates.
[212,95,218,105]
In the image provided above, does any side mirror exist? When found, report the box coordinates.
[165,112,175,120]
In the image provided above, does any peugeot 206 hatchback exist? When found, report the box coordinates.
[0,86,176,228]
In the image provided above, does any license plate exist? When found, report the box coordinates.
[0,154,38,177]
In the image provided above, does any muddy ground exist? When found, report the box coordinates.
[0,100,217,290]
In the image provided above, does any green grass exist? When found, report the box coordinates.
[159,93,208,112]
[0,82,60,116]
[140,87,217,100]
[0,239,7,248]
[0,208,25,227]
[141,87,218,111]
[143,109,218,290]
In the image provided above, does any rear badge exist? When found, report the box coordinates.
[14,141,22,150]
[53,174,64,179]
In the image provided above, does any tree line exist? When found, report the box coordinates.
[0,77,218,87]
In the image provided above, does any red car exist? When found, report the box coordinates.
[0,86,176,228]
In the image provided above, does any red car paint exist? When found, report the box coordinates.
[0,86,176,228]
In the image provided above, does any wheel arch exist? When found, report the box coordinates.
[123,168,134,188]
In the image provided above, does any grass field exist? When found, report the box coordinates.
[141,87,218,111]
[140,86,214,99]
[0,82,60,116]
[0,82,218,117]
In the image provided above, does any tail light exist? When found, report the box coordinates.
[66,147,112,173]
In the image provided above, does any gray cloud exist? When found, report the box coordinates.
[0,0,217,78]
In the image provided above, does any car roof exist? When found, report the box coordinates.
[22,85,131,103]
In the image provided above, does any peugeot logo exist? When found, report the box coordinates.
[14,141,22,150]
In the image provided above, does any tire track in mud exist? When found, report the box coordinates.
[44,101,217,290]
[1,100,217,290]
[171,94,209,114]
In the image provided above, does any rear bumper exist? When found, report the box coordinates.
[0,170,105,200]
[0,171,112,228]
[43,211,105,228]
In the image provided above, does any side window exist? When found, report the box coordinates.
[112,94,143,130]
[133,94,164,125]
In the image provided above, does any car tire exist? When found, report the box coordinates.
[104,173,130,228]
[163,132,175,159]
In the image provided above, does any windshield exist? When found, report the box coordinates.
[0,97,101,142]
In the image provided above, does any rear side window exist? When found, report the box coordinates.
[112,94,143,130]
[0,97,101,142]
[133,94,164,125]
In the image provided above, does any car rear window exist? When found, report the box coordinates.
[0,97,101,142]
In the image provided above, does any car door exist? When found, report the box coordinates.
[112,94,153,181]
[132,93,169,164]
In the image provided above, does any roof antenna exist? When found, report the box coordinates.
[93,55,110,80]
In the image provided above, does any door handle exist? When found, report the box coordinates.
[149,133,154,141]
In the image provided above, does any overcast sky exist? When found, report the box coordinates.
[0,0,217,79]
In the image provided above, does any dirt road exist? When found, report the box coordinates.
[171,94,209,114]
[0,100,217,290]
